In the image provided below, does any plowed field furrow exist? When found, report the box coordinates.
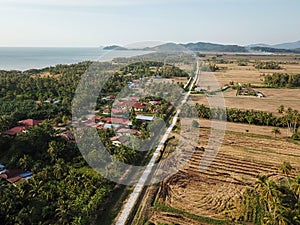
[191,151,279,170]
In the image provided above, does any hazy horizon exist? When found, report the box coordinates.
[1,0,299,47]
[0,39,300,48]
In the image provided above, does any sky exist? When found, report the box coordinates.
[0,0,299,47]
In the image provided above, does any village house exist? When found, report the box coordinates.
[149,100,161,105]
[0,169,32,186]
[109,136,130,147]
[3,126,27,136]
[194,87,206,92]
[0,164,6,174]
[103,108,124,115]
[3,119,44,136]
[84,119,102,128]
[136,115,154,122]
[92,115,104,122]
[103,117,132,127]
[19,119,44,128]
[114,100,135,110]
[130,96,140,102]
[257,92,265,98]
[61,130,75,142]
[133,102,145,111]
[116,127,140,136]
[103,123,118,129]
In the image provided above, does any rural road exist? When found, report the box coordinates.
[115,59,200,225]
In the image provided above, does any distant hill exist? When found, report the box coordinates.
[272,40,300,49]
[144,42,247,52]
[248,40,300,50]
[247,43,272,48]
[143,42,186,51]
[181,42,247,52]
[102,41,300,53]
[103,45,128,50]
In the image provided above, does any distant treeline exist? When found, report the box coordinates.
[181,103,299,134]
[121,61,189,78]
[254,61,282,70]
[264,73,300,87]
[251,46,300,53]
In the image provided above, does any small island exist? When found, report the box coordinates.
[103,45,128,50]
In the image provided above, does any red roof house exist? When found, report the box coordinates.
[104,117,131,126]
[92,115,103,121]
[0,169,24,185]
[3,126,26,136]
[130,96,140,102]
[0,169,32,186]
[149,101,161,105]
[116,128,140,136]
[104,118,112,123]
[133,102,145,111]
[103,108,124,114]
[19,119,43,127]
[114,100,135,109]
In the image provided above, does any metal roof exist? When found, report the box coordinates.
[136,115,154,121]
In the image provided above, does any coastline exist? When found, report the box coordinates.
[0,48,151,71]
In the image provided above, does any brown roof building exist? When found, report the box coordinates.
[3,126,26,136]
[19,119,43,127]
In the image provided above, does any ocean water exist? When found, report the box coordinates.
[0,47,149,71]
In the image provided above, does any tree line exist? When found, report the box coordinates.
[180,103,299,137]
[254,61,282,70]
[264,73,300,87]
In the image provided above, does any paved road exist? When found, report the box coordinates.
[115,60,200,225]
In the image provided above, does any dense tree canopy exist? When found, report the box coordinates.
[0,60,192,224]
[264,73,300,87]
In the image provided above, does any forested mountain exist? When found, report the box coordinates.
[143,42,247,52]
[103,40,300,53]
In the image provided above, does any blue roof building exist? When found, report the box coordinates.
[20,171,33,178]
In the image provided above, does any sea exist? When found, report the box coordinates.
[0,47,150,71]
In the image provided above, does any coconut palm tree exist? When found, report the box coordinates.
[272,127,281,138]
[292,174,300,203]
[279,161,294,196]
[279,161,293,178]
[18,154,33,170]
[255,175,280,223]
[278,105,285,114]
[275,207,290,225]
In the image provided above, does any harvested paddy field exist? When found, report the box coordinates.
[149,120,300,225]
[190,88,300,114]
